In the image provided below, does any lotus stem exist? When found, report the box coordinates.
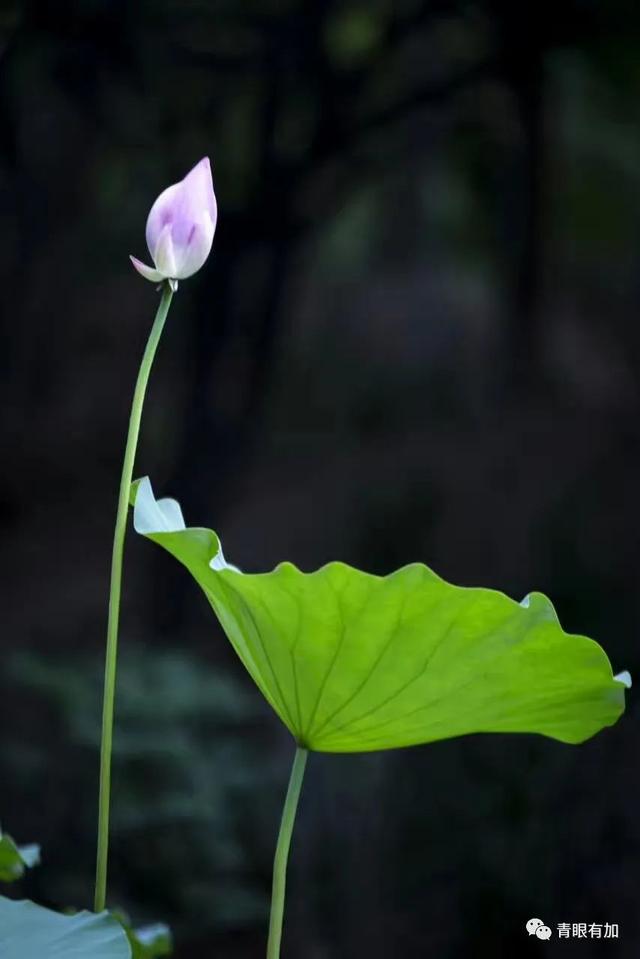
[267,746,308,959]
[94,283,174,912]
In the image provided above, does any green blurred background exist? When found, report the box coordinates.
[0,0,638,955]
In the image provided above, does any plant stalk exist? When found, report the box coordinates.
[94,283,174,912]
[267,746,308,959]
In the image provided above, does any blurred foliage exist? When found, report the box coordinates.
[0,830,40,882]
[3,647,280,936]
[117,915,173,959]
[0,826,172,958]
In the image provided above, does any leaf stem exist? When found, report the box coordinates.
[94,283,174,912]
[267,746,308,959]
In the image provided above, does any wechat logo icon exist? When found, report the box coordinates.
[527,918,553,940]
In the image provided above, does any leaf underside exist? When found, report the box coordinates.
[133,480,626,753]
[0,897,131,959]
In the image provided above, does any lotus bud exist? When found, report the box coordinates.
[130,157,217,289]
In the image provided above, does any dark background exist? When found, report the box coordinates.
[0,0,638,956]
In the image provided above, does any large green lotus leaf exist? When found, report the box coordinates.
[132,478,629,753]
[0,897,131,959]
[0,830,40,882]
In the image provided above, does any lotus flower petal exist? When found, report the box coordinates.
[131,157,217,283]
[152,223,178,278]
[129,256,164,284]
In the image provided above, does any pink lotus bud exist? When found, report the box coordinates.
[130,157,217,287]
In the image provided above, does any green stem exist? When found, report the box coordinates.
[267,747,308,959]
[94,283,174,912]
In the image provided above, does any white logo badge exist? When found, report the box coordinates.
[526,918,553,939]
